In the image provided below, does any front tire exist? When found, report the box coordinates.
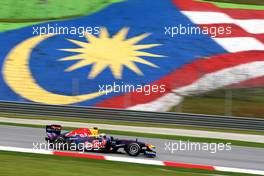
[125,143,141,156]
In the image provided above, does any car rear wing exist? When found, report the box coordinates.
[46,124,62,139]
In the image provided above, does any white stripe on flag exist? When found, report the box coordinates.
[183,11,233,24]
[214,37,264,52]
[182,11,264,34]
[127,93,183,112]
[236,20,264,34]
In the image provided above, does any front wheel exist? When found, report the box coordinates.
[125,143,141,156]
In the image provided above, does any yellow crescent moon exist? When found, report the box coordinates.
[2,34,107,105]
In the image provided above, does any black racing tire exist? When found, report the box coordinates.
[55,137,65,144]
[54,137,67,150]
[125,143,141,156]
[111,147,119,153]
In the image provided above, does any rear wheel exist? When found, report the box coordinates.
[54,137,67,150]
[111,147,119,153]
[125,143,141,156]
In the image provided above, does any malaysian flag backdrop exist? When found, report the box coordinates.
[0,0,263,111]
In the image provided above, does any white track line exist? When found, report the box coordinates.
[0,146,52,155]
[0,146,263,175]
[215,166,264,175]
[105,156,164,165]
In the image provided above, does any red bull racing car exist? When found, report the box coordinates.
[45,124,156,157]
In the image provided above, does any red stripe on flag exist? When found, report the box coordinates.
[96,51,264,108]
[172,0,220,12]
[172,0,264,19]
[53,151,105,160]
[221,8,264,20]
[164,161,215,170]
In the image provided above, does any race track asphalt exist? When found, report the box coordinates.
[0,125,263,170]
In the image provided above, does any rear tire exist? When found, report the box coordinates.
[125,143,141,156]
[54,137,67,150]
[111,147,119,153]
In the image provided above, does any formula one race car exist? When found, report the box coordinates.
[45,124,156,157]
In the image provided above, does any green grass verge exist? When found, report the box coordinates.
[200,0,264,5]
[0,0,122,21]
[0,0,122,32]
[1,122,263,148]
[0,151,258,176]
[172,88,264,118]
[199,0,264,10]
[1,112,264,136]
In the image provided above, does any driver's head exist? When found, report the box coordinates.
[90,127,99,136]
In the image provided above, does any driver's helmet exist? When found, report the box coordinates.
[90,127,99,136]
